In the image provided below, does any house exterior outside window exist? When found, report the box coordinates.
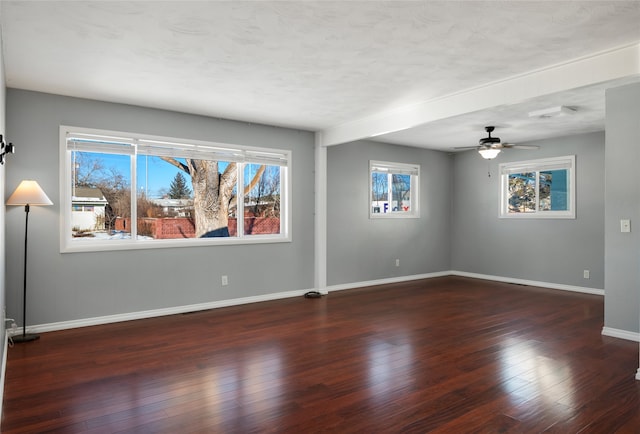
[370,160,420,219]
[499,155,575,219]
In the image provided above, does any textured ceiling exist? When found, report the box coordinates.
[1,1,640,150]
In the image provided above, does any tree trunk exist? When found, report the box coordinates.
[160,157,265,238]
[189,160,237,237]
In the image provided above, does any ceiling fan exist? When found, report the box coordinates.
[456,126,538,159]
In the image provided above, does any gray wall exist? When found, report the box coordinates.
[327,140,452,285]
[604,82,640,333]
[5,89,315,325]
[451,132,605,289]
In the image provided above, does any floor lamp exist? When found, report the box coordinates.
[6,180,53,343]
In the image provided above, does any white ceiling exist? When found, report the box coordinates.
[1,1,640,151]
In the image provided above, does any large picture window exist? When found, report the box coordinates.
[370,160,419,218]
[60,126,290,252]
[499,155,575,219]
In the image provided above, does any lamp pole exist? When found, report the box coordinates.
[14,204,36,342]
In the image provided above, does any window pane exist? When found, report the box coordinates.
[392,174,411,212]
[243,164,281,235]
[71,150,130,239]
[508,172,536,213]
[539,170,569,211]
[136,155,194,239]
[371,172,388,214]
[136,157,239,239]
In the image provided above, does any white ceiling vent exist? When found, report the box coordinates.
[528,105,577,119]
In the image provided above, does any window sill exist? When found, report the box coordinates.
[60,234,292,253]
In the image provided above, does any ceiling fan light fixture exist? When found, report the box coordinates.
[478,148,501,160]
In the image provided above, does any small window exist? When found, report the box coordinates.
[370,160,419,218]
[500,155,575,219]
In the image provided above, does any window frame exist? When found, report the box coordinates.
[369,160,420,219]
[59,125,291,253]
[499,155,576,219]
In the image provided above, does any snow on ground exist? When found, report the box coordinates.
[75,231,153,241]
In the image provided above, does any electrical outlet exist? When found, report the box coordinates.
[620,219,631,233]
[221,275,228,286]
[583,270,590,279]
[395,259,400,267]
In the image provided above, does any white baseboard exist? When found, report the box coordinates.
[450,271,605,296]
[17,288,313,335]
[325,271,451,293]
[602,327,640,342]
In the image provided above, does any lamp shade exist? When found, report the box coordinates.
[6,180,53,206]
[478,148,501,160]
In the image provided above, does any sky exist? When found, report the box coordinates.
[76,152,271,199]
[137,155,184,198]
[76,151,188,199]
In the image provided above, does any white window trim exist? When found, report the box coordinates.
[499,155,576,219]
[369,160,420,219]
[59,125,292,253]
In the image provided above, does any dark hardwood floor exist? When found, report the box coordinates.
[2,276,639,433]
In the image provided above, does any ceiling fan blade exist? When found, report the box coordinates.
[502,144,539,149]
[453,145,481,150]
